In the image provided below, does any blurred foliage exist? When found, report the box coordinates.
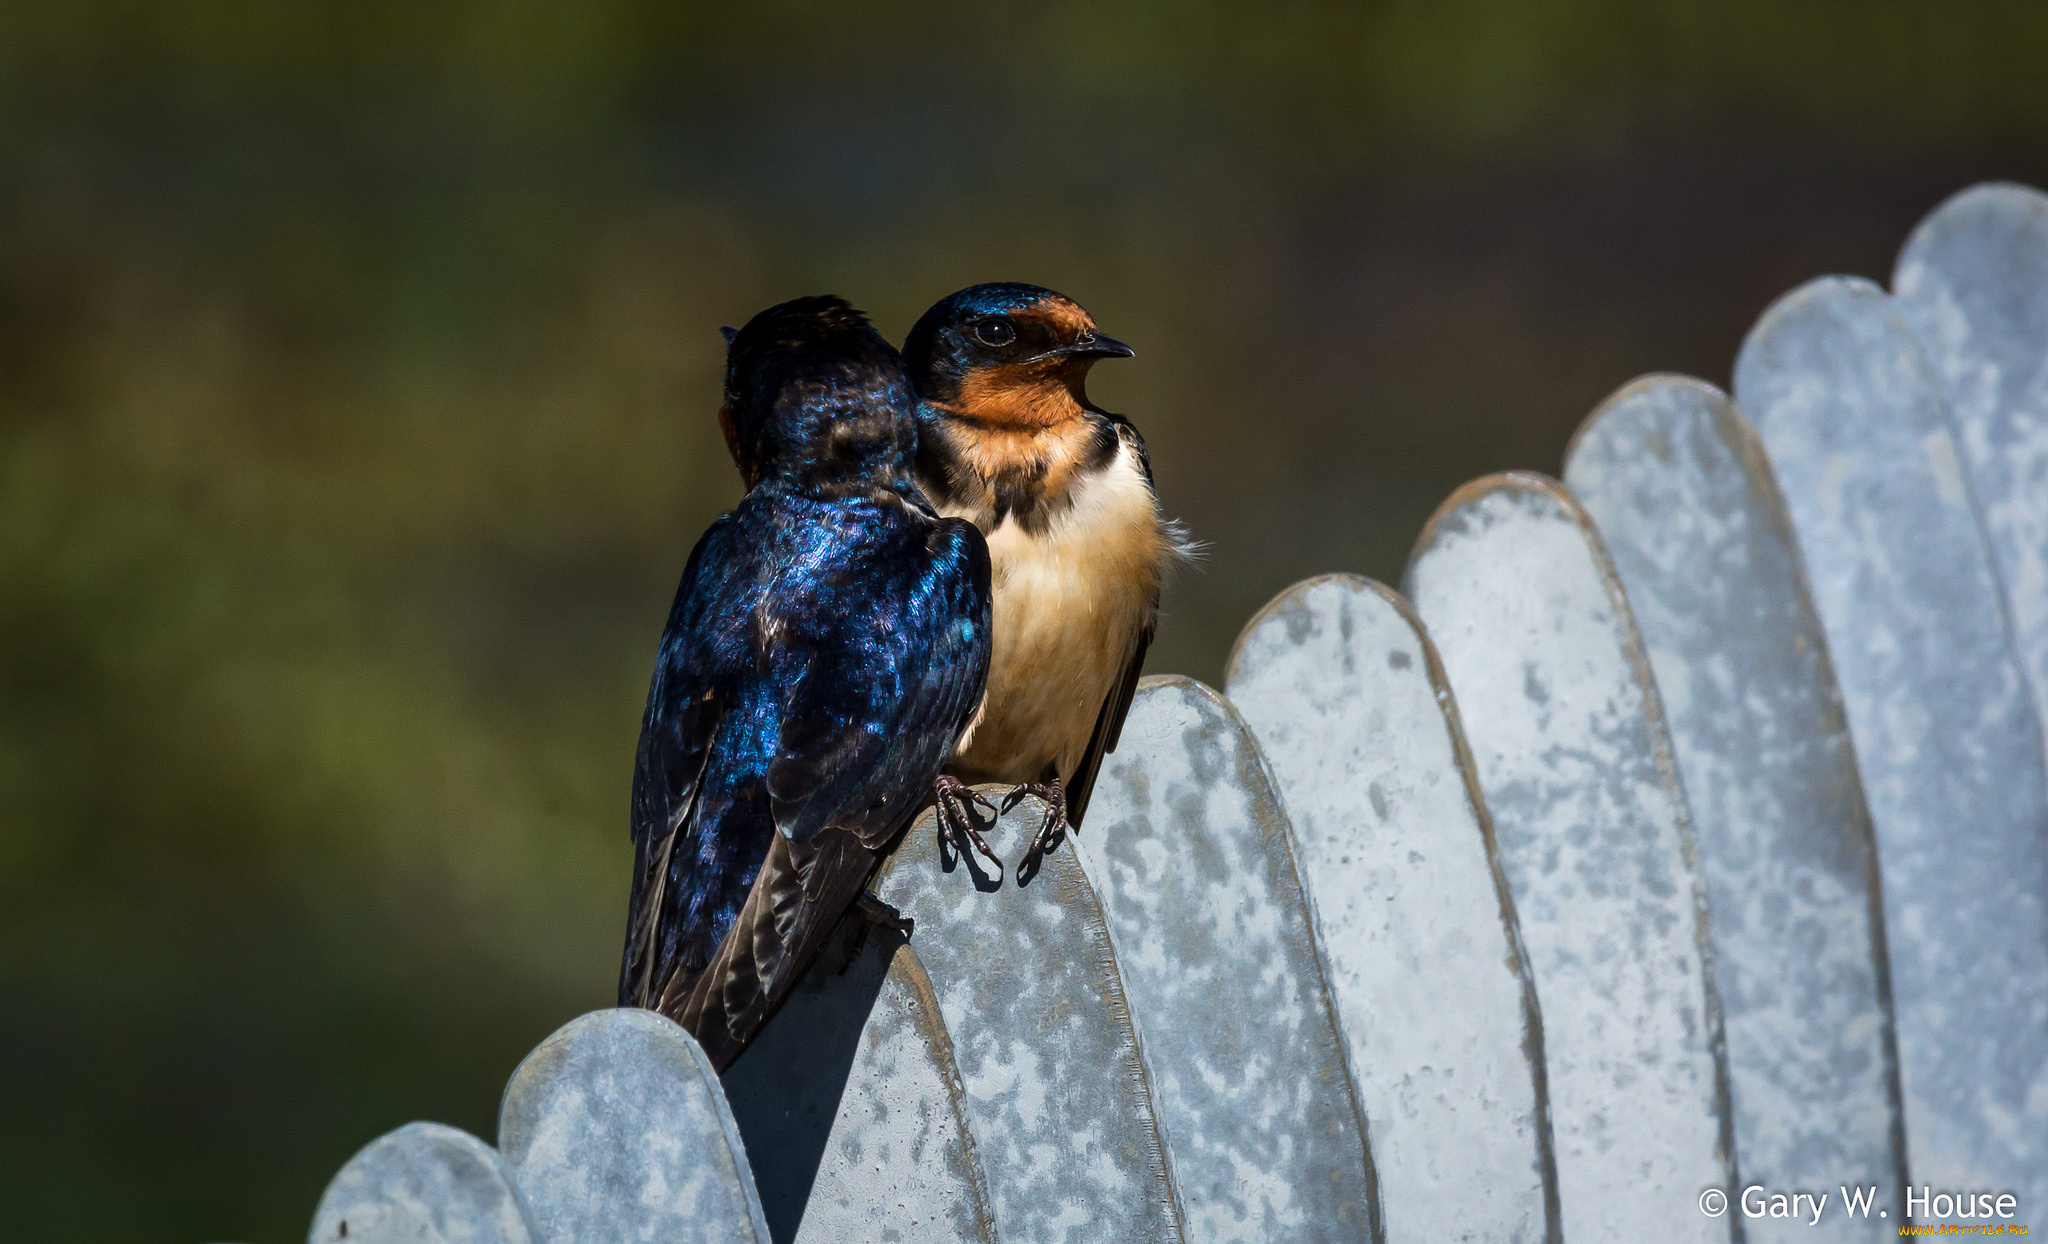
[7,0,2048,143]
[0,2,2044,1239]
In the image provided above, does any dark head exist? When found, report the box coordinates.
[719,296,918,494]
[901,283,1133,429]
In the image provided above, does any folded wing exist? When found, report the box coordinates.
[628,511,992,1069]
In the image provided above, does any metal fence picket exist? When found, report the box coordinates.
[498,1009,769,1244]
[1566,376,1907,1237]
[723,928,994,1244]
[1404,473,1738,1244]
[1077,675,1382,1244]
[868,792,1188,1244]
[1225,574,1560,1244]
[1735,277,2048,1200]
[1894,182,2048,759]
[308,1122,540,1244]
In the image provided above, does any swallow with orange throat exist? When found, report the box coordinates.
[901,283,1194,872]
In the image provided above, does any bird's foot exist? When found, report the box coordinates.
[839,890,913,974]
[933,774,1003,881]
[1007,779,1070,885]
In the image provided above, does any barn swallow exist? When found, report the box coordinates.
[902,283,1191,873]
[617,296,994,1070]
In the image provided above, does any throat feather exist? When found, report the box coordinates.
[924,410,1119,535]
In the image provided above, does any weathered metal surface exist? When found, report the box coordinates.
[1224,574,1558,1244]
[1077,675,1381,1244]
[1565,376,1906,1237]
[723,921,995,1244]
[1894,183,2048,750]
[1734,277,2048,1198]
[308,1122,539,1244]
[873,792,1187,1244]
[497,1008,770,1244]
[1403,473,1737,1244]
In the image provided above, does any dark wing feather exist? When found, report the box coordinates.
[668,514,992,1068]
[618,519,734,1009]
[672,827,873,1069]
[1064,620,1151,830]
[1064,416,1162,829]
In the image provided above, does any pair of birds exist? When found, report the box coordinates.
[616,284,1191,1070]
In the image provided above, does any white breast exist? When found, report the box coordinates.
[946,441,1172,785]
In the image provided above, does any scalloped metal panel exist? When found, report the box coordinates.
[1078,675,1381,1244]
[1894,183,2048,748]
[1566,376,1906,1237]
[308,1122,539,1244]
[497,1009,769,1244]
[1224,574,1558,1244]
[1403,473,1736,1244]
[1735,277,2048,1200]
[723,923,995,1244]
[874,793,1187,1244]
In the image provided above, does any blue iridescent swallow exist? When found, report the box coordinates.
[617,296,993,1070]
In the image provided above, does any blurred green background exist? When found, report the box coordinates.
[2,1,2044,1238]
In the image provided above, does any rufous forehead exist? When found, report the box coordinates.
[1020,296,1094,336]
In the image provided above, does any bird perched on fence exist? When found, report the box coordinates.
[902,283,1191,870]
[617,296,994,1071]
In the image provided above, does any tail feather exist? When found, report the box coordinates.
[668,828,878,1072]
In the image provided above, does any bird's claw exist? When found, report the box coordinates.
[933,775,1003,880]
[1008,780,1070,885]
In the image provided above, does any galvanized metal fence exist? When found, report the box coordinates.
[307,182,2048,1244]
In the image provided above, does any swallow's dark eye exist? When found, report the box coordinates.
[971,318,1016,348]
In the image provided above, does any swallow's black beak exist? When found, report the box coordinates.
[1041,332,1135,362]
